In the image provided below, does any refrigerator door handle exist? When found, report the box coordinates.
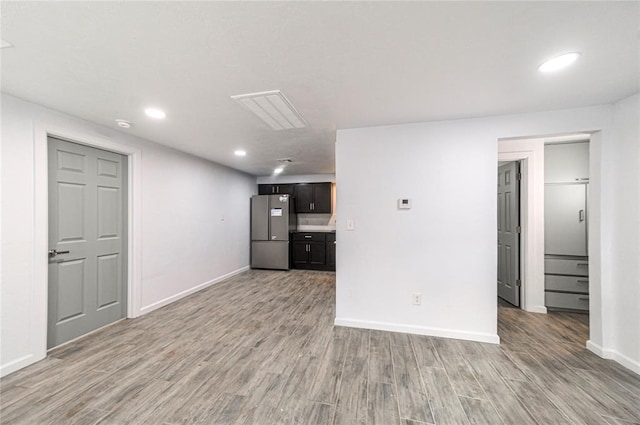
[579,209,585,222]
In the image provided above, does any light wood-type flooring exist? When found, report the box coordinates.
[1,270,639,424]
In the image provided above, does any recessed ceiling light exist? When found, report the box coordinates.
[231,90,307,131]
[538,52,581,73]
[234,150,247,157]
[0,40,13,49]
[274,167,284,175]
[145,107,166,119]
[115,119,132,129]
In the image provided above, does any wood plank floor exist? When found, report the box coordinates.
[2,270,639,425]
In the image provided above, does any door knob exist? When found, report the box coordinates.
[48,249,70,258]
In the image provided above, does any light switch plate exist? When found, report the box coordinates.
[346,219,355,231]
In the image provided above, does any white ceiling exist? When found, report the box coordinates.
[1,2,638,176]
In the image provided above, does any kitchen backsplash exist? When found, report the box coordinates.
[297,213,336,231]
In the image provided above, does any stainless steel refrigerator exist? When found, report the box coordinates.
[251,194,296,270]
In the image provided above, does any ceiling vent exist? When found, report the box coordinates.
[231,90,307,130]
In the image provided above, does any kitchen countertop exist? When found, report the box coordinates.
[291,230,336,233]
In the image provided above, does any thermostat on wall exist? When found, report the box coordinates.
[398,198,412,209]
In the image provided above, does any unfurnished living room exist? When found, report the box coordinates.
[1,2,639,425]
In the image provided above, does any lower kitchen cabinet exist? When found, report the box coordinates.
[292,241,325,267]
[291,232,335,271]
[326,233,336,270]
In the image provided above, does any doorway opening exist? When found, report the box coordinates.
[497,134,592,347]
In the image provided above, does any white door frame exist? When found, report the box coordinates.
[34,125,143,353]
[498,138,547,313]
[498,133,598,318]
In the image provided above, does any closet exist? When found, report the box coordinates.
[544,141,589,311]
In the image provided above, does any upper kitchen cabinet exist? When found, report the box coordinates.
[544,142,589,183]
[258,184,295,196]
[295,183,332,213]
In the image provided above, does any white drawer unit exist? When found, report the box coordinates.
[545,258,588,276]
[545,292,589,312]
[545,275,589,294]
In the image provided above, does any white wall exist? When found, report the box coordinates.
[335,104,616,347]
[137,146,255,310]
[1,94,257,376]
[336,120,500,343]
[594,93,640,371]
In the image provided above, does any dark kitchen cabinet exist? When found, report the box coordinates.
[258,184,295,196]
[294,184,313,212]
[291,232,334,271]
[326,233,336,271]
[292,241,313,267]
[308,242,326,265]
[295,183,332,213]
[292,241,326,268]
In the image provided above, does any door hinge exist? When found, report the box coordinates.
[516,225,521,234]
[517,172,522,181]
[516,279,522,287]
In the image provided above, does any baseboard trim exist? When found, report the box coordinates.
[140,266,250,315]
[586,340,605,357]
[334,317,500,344]
[1,353,44,378]
[587,340,640,375]
[526,305,548,314]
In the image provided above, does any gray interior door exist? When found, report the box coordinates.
[497,162,520,307]
[544,184,587,256]
[48,137,127,348]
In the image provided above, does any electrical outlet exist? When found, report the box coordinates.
[412,293,422,305]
